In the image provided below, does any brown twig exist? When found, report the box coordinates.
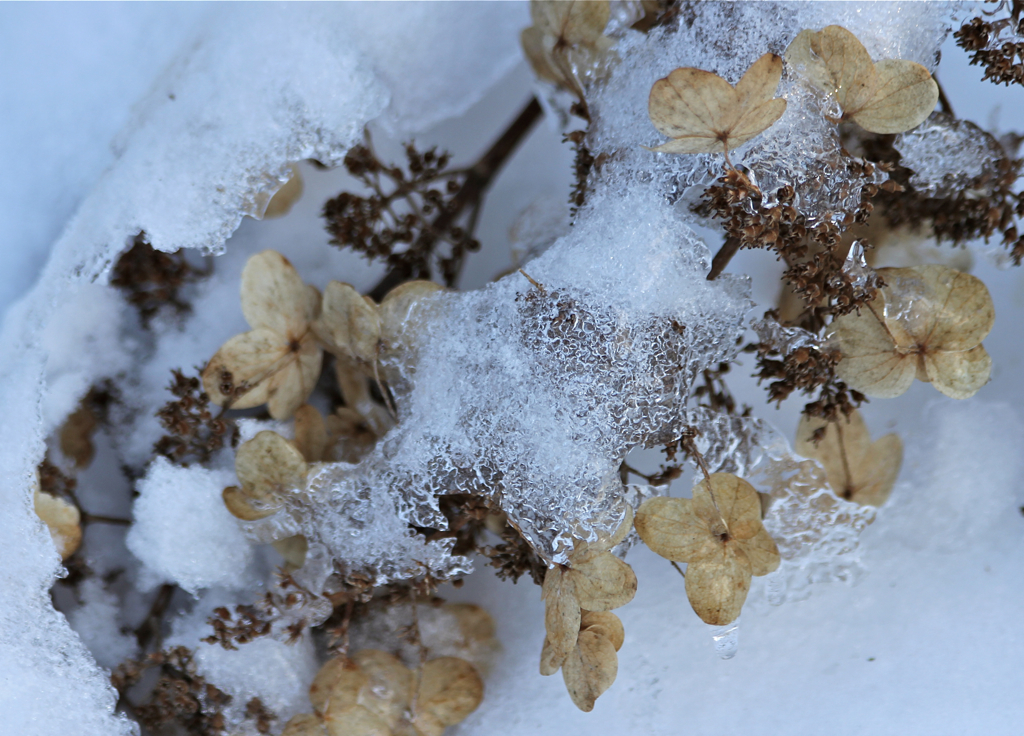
[369,97,543,300]
[136,584,177,650]
[707,237,741,280]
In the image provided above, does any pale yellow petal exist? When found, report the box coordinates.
[281,714,327,736]
[685,547,752,626]
[222,485,279,520]
[580,610,624,652]
[263,165,304,220]
[265,336,323,420]
[737,528,780,577]
[795,411,871,498]
[647,136,724,155]
[924,345,991,399]
[235,430,308,505]
[444,603,495,646]
[310,658,367,715]
[201,328,284,409]
[852,433,903,507]
[521,26,564,85]
[692,473,762,541]
[648,68,739,142]
[272,535,308,568]
[532,0,609,46]
[315,281,381,364]
[351,650,413,727]
[851,59,938,134]
[728,97,788,148]
[813,25,878,114]
[241,250,313,336]
[378,280,443,362]
[542,567,580,667]
[33,490,81,560]
[914,265,994,351]
[561,629,617,712]
[635,496,715,562]
[784,29,833,93]
[294,404,328,463]
[734,53,784,112]
[568,547,637,611]
[831,303,916,398]
[412,657,484,735]
[540,636,562,676]
[323,704,390,736]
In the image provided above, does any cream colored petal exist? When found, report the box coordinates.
[323,704,390,736]
[281,714,327,736]
[241,250,312,335]
[235,430,308,505]
[692,473,763,541]
[580,610,624,652]
[352,650,413,728]
[33,490,81,560]
[924,345,991,399]
[412,657,484,735]
[734,53,784,111]
[444,603,496,646]
[685,547,752,626]
[222,485,280,520]
[831,304,916,398]
[560,0,610,45]
[875,267,936,346]
[784,29,833,93]
[728,98,787,148]
[603,505,634,550]
[542,567,580,666]
[635,496,715,562]
[647,135,725,155]
[540,636,562,676]
[272,535,309,568]
[914,265,995,351]
[851,59,939,134]
[310,658,367,714]
[266,337,323,420]
[202,328,284,409]
[852,433,903,507]
[568,547,637,611]
[263,164,304,220]
[795,411,871,499]
[378,280,444,361]
[737,528,781,577]
[294,404,328,463]
[561,629,617,712]
[813,25,878,114]
[315,281,381,364]
[648,68,740,142]
[521,26,565,86]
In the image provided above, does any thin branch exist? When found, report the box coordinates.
[135,584,177,650]
[707,237,741,280]
[935,75,955,116]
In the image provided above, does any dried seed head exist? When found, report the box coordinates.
[786,25,939,134]
[647,53,787,156]
[830,264,994,399]
[635,474,780,625]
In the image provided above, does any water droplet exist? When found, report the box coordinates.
[709,618,740,659]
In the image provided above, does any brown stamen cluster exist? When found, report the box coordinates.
[154,369,239,466]
[111,232,209,326]
[955,2,1024,87]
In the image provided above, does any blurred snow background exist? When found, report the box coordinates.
[2,2,1024,735]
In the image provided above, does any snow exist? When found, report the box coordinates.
[4,2,1024,735]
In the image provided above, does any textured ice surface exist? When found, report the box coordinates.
[895,112,1005,198]
[127,458,256,594]
[66,578,139,670]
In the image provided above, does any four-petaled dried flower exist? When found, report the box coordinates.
[202,250,322,419]
[635,473,780,625]
[521,0,614,99]
[786,25,938,134]
[306,650,484,736]
[540,510,636,688]
[830,264,994,399]
[542,610,624,712]
[647,53,787,160]
[795,410,903,507]
[222,430,308,522]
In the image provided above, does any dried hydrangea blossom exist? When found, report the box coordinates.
[222,430,308,522]
[794,410,902,507]
[635,473,780,625]
[647,52,787,160]
[540,513,636,673]
[520,0,614,99]
[786,25,938,135]
[545,610,623,712]
[202,250,323,419]
[830,264,995,399]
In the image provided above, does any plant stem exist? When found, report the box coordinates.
[369,97,544,300]
[135,583,176,650]
[707,237,741,280]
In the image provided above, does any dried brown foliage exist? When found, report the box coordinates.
[112,647,233,736]
[111,232,208,326]
[955,1,1024,87]
[323,137,480,287]
[204,575,314,650]
[154,369,238,466]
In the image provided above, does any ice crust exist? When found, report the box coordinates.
[895,112,1005,198]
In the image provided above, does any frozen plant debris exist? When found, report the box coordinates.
[786,25,938,135]
[540,512,635,679]
[521,0,614,100]
[306,650,483,736]
[223,430,308,522]
[635,473,780,625]
[202,250,323,420]
[830,264,995,399]
[647,53,787,160]
[794,410,903,506]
